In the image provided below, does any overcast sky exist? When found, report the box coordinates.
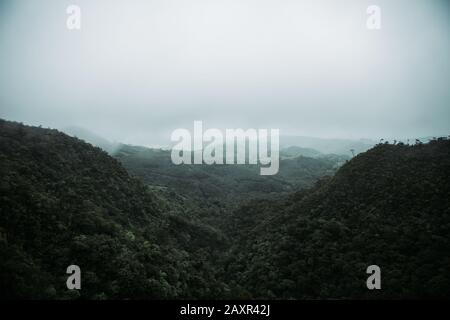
[0,0,449,146]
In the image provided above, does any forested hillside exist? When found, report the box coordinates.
[1,119,449,299]
[113,143,341,228]
[0,120,228,299]
[224,139,450,298]
[114,144,339,202]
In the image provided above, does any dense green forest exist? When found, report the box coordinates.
[0,119,228,299]
[0,119,449,299]
[224,140,450,298]
[113,143,343,227]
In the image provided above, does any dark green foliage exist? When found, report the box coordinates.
[114,144,339,227]
[115,144,339,201]
[225,140,450,298]
[1,119,449,299]
[0,119,226,299]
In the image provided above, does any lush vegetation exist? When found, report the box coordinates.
[114,143,341,227]
[224,139,450,298]
[0,120,227,299]
[115,144,340,201]
[1,119,449,299]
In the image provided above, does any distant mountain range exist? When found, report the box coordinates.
[60,126,374,157]
[280,135,375,156]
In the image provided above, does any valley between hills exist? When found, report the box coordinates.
[1,119,449,299]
